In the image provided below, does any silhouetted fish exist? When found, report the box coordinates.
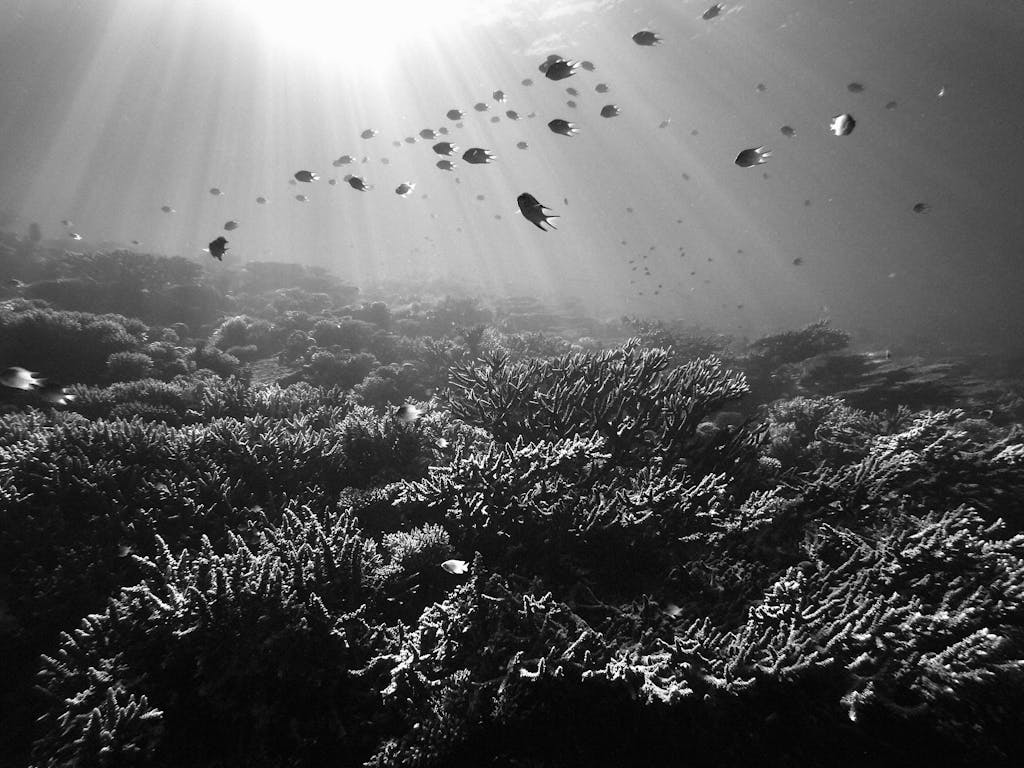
[433,142,458,156]
[703,4,724,20]
[395,182,415,197]
[161,205,175,213]
[344,175,372,190]
[333,155,354,166]
[294,170,319,182]
[600,104,621,117]
[223,220,238,231]
[632,30,662,46]
[735,146,771,167]
[517,193,559,231]
[447,109,465,120]
[830,113,855,136]
[360,128,378,139]
[548,119,578,136]
[463,148,496,164]
[208,236,228,261]
[544,58,579,80]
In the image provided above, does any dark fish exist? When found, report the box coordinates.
[492,89,506,102]
[344,175,372,190]
[780,125,796,137]
[447,109,465,120]
[420,128,438,140]
[294,170,319,182]
[295,194,309,202]
[792,257,804,265]
[829,113,855,136]
[360,128,378,139]
[161,205,175,213]
[395,182,415,197]
[544,58,579,80]
[735,146,771,167]
[463,148,496,164]
[847,82,865,93]
[432,142,458,155]
[256,196,267,204]
[474,102,489,112]
[404,136,417,144]
[580,60,595,71]
[659,118,671,128]
[490,115,500,123]
[209,187,222,196]
[208,236,228,261]
[566,87,579,96]
[522,78,534,86]
[506,109,521,120]
[517,193,559,231]
[632,30,661,46]
[516,141,529,150]
[703,4,724,20]
[912,202,930,214]
[600,104,621,117]
[333,154,354,166]
[885,100,898,110]
[438,126,449,134]
[69,233,82,241]
[436,159,456,171]
[328,179,337,185]
[595,83,609,93]
[1,366,44,390]
[567,100,577,108]
[548,118,578,136]
[223,220,239,231]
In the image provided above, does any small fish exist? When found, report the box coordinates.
[295,194,309,202]
[69,233,82,240]
[328,179,337,185]
[441,559,469,575]
[432,142,458,155]
[161,205,175,213]
[756,83,767,92]
[505,110,521,121]
[912,202,930,214]
[566,100,577,109]
[632,30,662,46]
[548,119,578,136]
[404,136,417,144]
[294,170,319,183]
[780,125,796,137]
[937,85,946,98]
[438,126,449,135]
[735,146,771,167]
[436,438,449,449]
[209,187,222,196]
[492,89,506,102]
[474,102,489,112]
[885,100,898,110]
[521,78,534,86]
[829,113,855,136]
[396,403,421,422]
[38,382,76,405]
[392,140,402,147]
[517,193,559,231]
[223,220,239,231]
[344,175,372,191]
[419,128,438,140]
[516,141,529,150]
[544,58,579,80]
[566,87,579,96]
[463,148,496,164]
[792,257,804,265]
[1,366,44,390]
[256,196,267,204]
[436,159,456,171]
[446,109,465,121]
[595,83,609,93]
[360,128,378,139]
[663,603,683,618]
[847,82,865,93]
[600,104,621,118]
[490,116,501,123]
[333,155,354,166]
[659,118,671,129]
[208,236,228,261]
[703,3,723,20]
[395,182,416,197]
[580,60,595,71]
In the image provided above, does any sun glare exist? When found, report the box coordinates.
[239,0,489,65]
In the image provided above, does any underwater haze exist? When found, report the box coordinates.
[2,0,1024,350]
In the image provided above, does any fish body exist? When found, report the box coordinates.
[294,170,319,182]
[395,182,416,197]
[433,142,458,156]
[703,4,723,20]
[1,366,44,390]
[419,128,437,140]
[360,128,378,139]
[345,175,372,191]
[446,109,465,120]
[161,205,175,213]
[544,58,579,80]
[223,220,239,231]
[208,236,228,261]
[632,30,662,46]
[396,404,421,422]
[600,104,621,117]
[548,119,578,136]
[735,146,771,167]
[517,193,559,231]
[492,90,506,102]
[333,154,354,166]
[441,559,469,575]
[830,113,855,136]
[462,148,496,164]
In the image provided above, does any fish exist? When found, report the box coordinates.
[256,196,267,204]
[404,136,417,144]
[492,89,506,102]
[521,78,534,86]
[490,116,501,123]
[0,366,44,390]
[69,233,82,240]
[548,119,578,136]
[780,125,796,137]
[38,382,76,405]
[566,87,579,96]
[223,220,239,231]
[544,58,579,80]
[333,155,354,166]
[396,403,421,422]
[756,83,767,92]
[209,187,222,196]
[294,170,319,182]
[161,205,175,213]
[703,4,724,19]
[829,113,855,136]
[295,194,309,202]
[395,182,416,197]
[344,175,372,191]
[734,146,771,167]
[208,236,228,260]
[847,82,865,93]
[659,118,671,128]
[912,202,930,214]
[600,104,621,118]
[436,159,456,171]
[516,141,529,150]
[580,60,595,71]
[474,102,489,112]
[517,193,559,231]
[792,257,804,265]
[432,142,458,155]
[438,126,449,135]
[441,559,469,575]
[360,128,378,139]
[446,109,465,120]
[419,128,438,140]
[566,100,577,109]
[595,83,609,93]
[328,179,337,185]
[632,30,661,46]
[506,110,521,120]
[937,85,946,98]
[462,148,496,164]
[885,100,898,110]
